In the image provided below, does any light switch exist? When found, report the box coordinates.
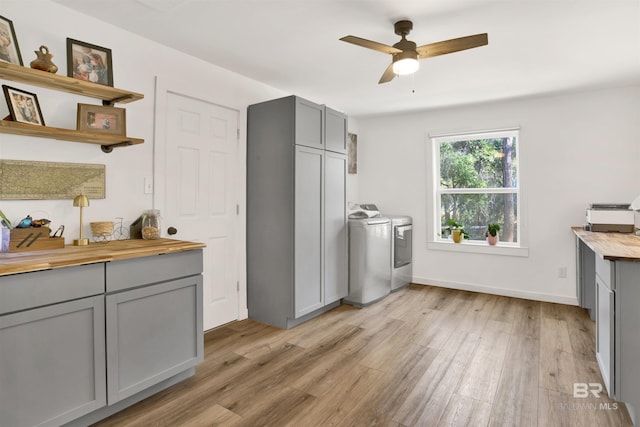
[144,177,153,194]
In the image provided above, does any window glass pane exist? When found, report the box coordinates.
[439,137,517,189]
[440,193,518,242]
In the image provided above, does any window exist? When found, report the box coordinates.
[432,129,521,247]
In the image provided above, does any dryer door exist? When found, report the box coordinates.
[394,224,412,268]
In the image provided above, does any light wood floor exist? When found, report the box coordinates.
[93,284,632,427]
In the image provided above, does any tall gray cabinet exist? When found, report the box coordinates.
[247,95,348,329]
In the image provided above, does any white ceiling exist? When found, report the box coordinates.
[54,0,640,117]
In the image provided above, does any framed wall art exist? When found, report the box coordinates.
[348,132,358,174]
[2,85,45,125]
[0,15,23,66]
[77,103,126,135]
[66,38,113,86]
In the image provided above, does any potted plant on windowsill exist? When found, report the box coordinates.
[446,219,469,243]
[486,223,500,246]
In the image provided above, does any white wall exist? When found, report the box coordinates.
[356,86,640,304]
[0,1,292,243]
[1,1,361,320]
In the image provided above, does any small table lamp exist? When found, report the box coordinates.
[73,194,90,246]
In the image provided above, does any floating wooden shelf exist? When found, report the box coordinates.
[0,61,145,152]
[0,61,144,104]
[0,120,143,152]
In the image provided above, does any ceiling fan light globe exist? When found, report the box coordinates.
[392,58,419,75]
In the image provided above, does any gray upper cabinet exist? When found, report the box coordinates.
[325,106,348,154]
[295,97,324,149]
[247,95,348,329]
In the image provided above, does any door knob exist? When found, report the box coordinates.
[167,226,177,235]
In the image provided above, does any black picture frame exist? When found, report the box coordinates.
[0,15,23,66]
[66,38,113,87]
[2,85,45,126]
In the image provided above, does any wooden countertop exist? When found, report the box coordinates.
[0,238,205,276]
[573,227,640,262]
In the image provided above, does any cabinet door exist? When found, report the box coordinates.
[295,97,324,149]
[576,239,596,319]
[294,145,324,317]
[596,275,615,398]
[0,296,106,427]
[106,275,203,404]
[324,151,348,303]
[325,107,348,154]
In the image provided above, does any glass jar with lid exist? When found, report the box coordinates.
[141,209,161,240]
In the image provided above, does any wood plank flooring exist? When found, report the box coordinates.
[93,284,632,427]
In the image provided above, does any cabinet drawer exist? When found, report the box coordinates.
[596,255,615,291]
[0,263,104,315]
[106,249,202,292]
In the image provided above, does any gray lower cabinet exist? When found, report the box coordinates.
[594,255,640,422]
[0,249,204,427]
[247,95,348,329]
[105,251,204,405]
[106,276,203,404]
[0,263,106,427]
[576,238,596,319]
[595,256,614,397]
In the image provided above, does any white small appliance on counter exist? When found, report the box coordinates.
[632,195,640,235]
[586,203,635,233]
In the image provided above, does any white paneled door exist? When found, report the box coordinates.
[163,92,239,330]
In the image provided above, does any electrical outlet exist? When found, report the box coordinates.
[144,177,153,194]
[558,267,567,278]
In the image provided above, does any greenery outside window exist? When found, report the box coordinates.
[432,129,521,247]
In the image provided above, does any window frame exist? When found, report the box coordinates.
[428,128,528,257]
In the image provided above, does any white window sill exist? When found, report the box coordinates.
[428,240,529,257]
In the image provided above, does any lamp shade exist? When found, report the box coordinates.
[393,58,419,75]
[73,195,89,207]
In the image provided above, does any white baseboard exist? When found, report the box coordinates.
[411,276,579,306]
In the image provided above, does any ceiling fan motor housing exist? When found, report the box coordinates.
[394,20,413,37]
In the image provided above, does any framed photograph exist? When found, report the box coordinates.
[0,15,23,65]
[66,38,113,86]
[2,85,45,125]
[348,132,358,174]
[77,103,126,135]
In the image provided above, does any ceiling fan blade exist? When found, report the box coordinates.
[340,35,403,55]
[378,63,396,84]
[416,33,488,58]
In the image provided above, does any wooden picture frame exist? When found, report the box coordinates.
[2,85,45,126]
[77,103,126,135]
[66,38,113,86]
[0,15,23,66]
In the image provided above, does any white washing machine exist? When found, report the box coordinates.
[384,214,413,291]
[345,204,391,307]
